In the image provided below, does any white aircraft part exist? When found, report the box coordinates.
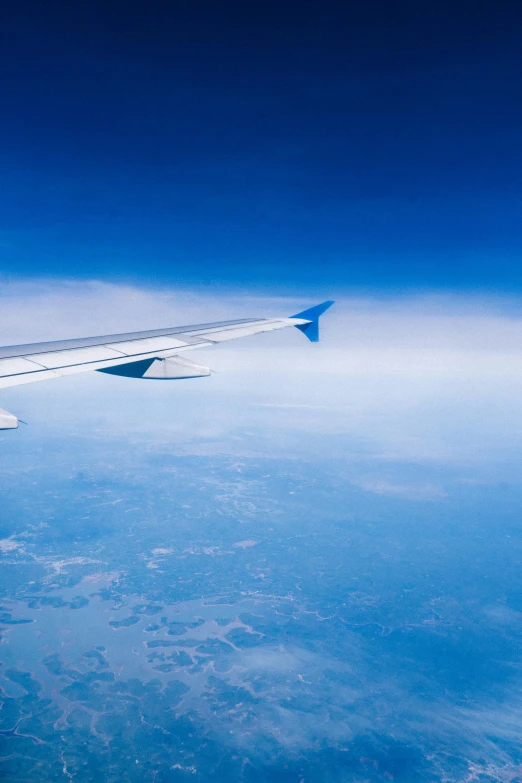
[187,318,300,340]
[142,357,211,379]
[197,320,296,342]
[25,346,124,369]
[0,408,18,429]
[0,357,45,377]
[109,337,188,355]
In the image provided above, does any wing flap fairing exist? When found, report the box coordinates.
[0,408,18,429]
[100,356,211,379]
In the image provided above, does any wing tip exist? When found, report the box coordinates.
[289,300,334,342]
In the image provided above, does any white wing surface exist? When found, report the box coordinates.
[0,301,333,428]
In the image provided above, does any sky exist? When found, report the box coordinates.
[1,0,522,457]
[3,10,522,777]
[1,0,521,294]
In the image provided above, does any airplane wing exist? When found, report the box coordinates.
[0,301,334,429]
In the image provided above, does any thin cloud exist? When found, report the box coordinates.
[2,279,522,470]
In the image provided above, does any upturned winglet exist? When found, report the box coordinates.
[289,300,334,342]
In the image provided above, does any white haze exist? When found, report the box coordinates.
[1,278,522,476]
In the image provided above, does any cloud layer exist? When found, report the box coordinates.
[2,278,522,474]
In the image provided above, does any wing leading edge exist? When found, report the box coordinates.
[0,301,333,428]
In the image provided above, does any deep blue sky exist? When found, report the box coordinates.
[1,0,521,293]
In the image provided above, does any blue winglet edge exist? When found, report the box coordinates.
[289,300,334,342]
